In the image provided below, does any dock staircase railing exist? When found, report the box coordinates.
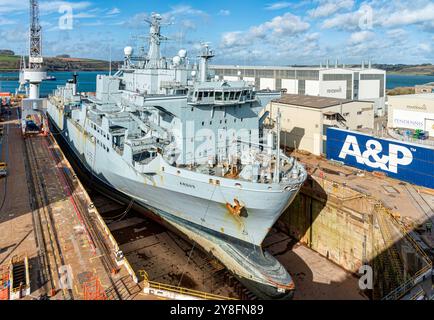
[139,271,237,301]
[375,203,432,300]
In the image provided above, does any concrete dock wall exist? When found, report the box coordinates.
[277,175,432,299]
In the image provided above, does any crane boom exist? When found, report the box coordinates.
[29,0,43,69]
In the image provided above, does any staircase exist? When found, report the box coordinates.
[105,276,142,300]
[9,255,30,300]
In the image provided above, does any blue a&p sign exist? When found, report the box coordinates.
[326,128,434,189]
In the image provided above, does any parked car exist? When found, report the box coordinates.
[0,162,7,178]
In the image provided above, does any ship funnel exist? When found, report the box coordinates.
[72,72,78,95]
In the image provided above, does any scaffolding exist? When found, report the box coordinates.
[82,276,107,300]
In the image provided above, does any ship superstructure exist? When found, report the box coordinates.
[47,13,307,299]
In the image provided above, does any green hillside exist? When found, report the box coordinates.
[0,54,117,71]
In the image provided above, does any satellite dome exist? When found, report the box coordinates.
[172,55,181,66]
[178,49,187,58]
[124,46,133,57]
[191,70,197,77]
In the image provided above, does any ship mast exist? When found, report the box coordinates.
[198,44,215,83]
[274,109,281,183]
[145,13,169,69]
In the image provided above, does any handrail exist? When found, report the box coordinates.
[410,288,425,300]
[146,281,237,300]
[375,203,432,300]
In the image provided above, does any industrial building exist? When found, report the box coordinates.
[265,94,375,156]
[210,64,386,115]
[387,93,434,137]
[415,82,434,94]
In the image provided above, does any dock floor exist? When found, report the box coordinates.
[0,106,146,300]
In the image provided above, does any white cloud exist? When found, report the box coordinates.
[218,9,231,16]
[386,29,407,39]
[221,31,245,47]
[73,12,96,19]
[265,2,292,11]
[309,0,354,18]
[250,13,310,38]
[40,1,92,14]
[81,20,105,27]
[349,30,374,44]
[417,43,431,53]
[0,16,15,25]
[218,13,313,64]
[0,1,28,14]
[383,3,434,27]
[163,5,208,21]
[107,8,121,16]
[221,13,310,49]
[322,5,374,31]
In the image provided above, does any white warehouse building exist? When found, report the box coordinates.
[388,93,434,137]
[210,65,386,115]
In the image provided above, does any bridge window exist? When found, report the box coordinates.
[215,92,222,101]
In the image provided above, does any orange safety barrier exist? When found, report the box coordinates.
[82,276,107,300]
[0,266,10,300]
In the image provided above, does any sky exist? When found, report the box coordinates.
[0,0,433,65]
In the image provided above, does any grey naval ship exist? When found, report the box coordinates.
[46,13,307,299]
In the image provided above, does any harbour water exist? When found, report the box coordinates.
[0,71,109,96]
[386,74,434,89]
[1,72,434,95]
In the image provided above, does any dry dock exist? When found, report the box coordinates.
[1,101,432,300]
[0,105,145,300]
[278,150,433,300]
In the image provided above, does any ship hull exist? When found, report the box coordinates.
[47,102,302,247]
[48,114,297,300]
